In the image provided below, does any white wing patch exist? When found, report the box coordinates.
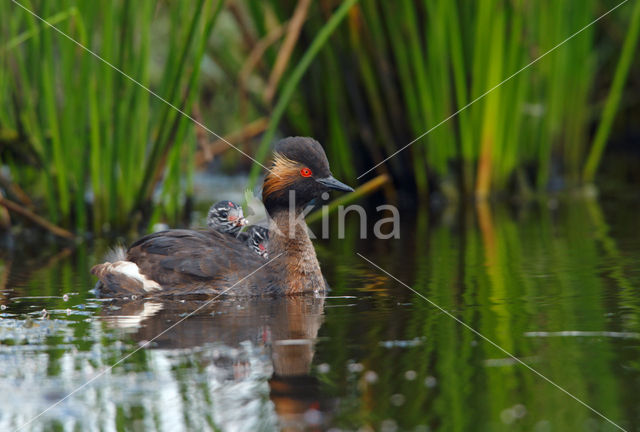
[111,261,161,292]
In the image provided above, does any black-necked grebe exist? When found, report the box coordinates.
[91,137,353,297]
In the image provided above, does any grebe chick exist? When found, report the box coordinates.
[207,201,267,259]
[238,225,269,259]
[207,201,247,235]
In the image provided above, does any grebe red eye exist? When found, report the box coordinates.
[300,167,312,177]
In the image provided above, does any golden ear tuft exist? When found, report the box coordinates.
[263,153,301,197]
[271,152,300,171]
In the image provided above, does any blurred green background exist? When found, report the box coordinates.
[1,0,639,234]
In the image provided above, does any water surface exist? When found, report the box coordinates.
[1,195,639,431]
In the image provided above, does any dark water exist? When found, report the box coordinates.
[1,195,640,432]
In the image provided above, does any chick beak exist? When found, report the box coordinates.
[315,175,354,192]
[228,210,248,227]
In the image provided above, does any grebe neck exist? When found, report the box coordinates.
[266,207,325,295]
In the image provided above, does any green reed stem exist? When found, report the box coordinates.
[583,0,640,183]
[248,0,360,188]
[136,0,206,210]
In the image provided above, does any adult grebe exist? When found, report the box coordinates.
[91,137,353,297]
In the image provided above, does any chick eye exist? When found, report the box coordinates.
[300,167,312,177]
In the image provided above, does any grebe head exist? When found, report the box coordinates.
[262,137,353,212]
[207,201,247,235]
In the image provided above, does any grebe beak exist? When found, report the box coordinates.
[316,175,354,192]
[228,209,248,226]
[229,217,248,227]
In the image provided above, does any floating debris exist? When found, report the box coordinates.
[303,408,323,426]
[390,393,405,406]
[380,419,398,432]
[500,404,527,424]
[404,370,417,381]
[347,362,364,373]
[364,370,378,383]
[424,376,437,388]
[379,337,425,348]
[316,363,330,374]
